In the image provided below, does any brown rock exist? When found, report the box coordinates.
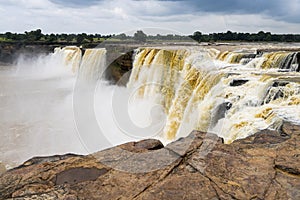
[119,138,164,153]
[0,121,299,199]
[0,162,6,175]
[54,167,109,185]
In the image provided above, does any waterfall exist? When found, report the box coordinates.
[128,47,300,143]
[127,48,227,141]
[3,45,300,169]
[15,46,81,77]
[2,46,109,168]
[217,50,300,72]
[52,46,300,143]
[217,51,256,64]
[78,48,106,80]
[38,47,106,80]
[55,46,82,73]
[15,45,300,144]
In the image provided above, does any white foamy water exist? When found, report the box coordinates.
[0,50,84,168]
[1,45,300,170]
[0,47,166,169]
[128,47,300,143]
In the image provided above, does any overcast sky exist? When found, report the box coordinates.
[0,0,299,35]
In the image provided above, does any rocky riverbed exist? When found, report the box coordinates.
[0,121,299,199]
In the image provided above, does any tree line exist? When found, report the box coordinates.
[190,31,300,42]
[0,29,112,44]
[1,29,300,44]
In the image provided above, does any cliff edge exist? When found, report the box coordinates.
[0,121,299,199]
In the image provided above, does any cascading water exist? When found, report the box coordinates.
[79,48,106,80]
[217,50,256,64]
[15,46,81,77]
[219,50,300,72]
[55,46,82,73]
[1,44,300,170]
[128,47,300,143]
[0,47,108,169]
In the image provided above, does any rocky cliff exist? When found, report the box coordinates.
[0,121,299,199]
[0,43,57,64]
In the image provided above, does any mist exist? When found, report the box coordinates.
[0,49,165,169]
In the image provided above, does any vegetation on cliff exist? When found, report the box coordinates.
[1,29,300,45]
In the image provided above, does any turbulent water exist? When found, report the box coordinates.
[1,44,300,169]
[129,47,300,143]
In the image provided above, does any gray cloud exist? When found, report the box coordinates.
[48,0,300,23]
[0,0,299,34]
[50,0,101,7]
[163,0,273,13]
[161,0,300,23]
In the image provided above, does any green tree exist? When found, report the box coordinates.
[48,33,57,42]
[66,34,74,42]
[60,33,68,41]
[133,30,147,42]
[257,31,266,41]
[192,31,202,42]
[115,33,127,40]
[4,32,12,39]
[76,33,88,43]
[76,34,85,43]
[25,29,43,41]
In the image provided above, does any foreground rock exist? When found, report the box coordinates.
[0,121,299,199]
[0,163,6,175]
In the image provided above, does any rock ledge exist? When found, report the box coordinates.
[0,121,299,199]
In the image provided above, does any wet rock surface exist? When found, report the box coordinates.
[0,121,300,199]
[229,79,249,87]
[54,167,109,185]
[0,163,6,175]
[0,43,55,64]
